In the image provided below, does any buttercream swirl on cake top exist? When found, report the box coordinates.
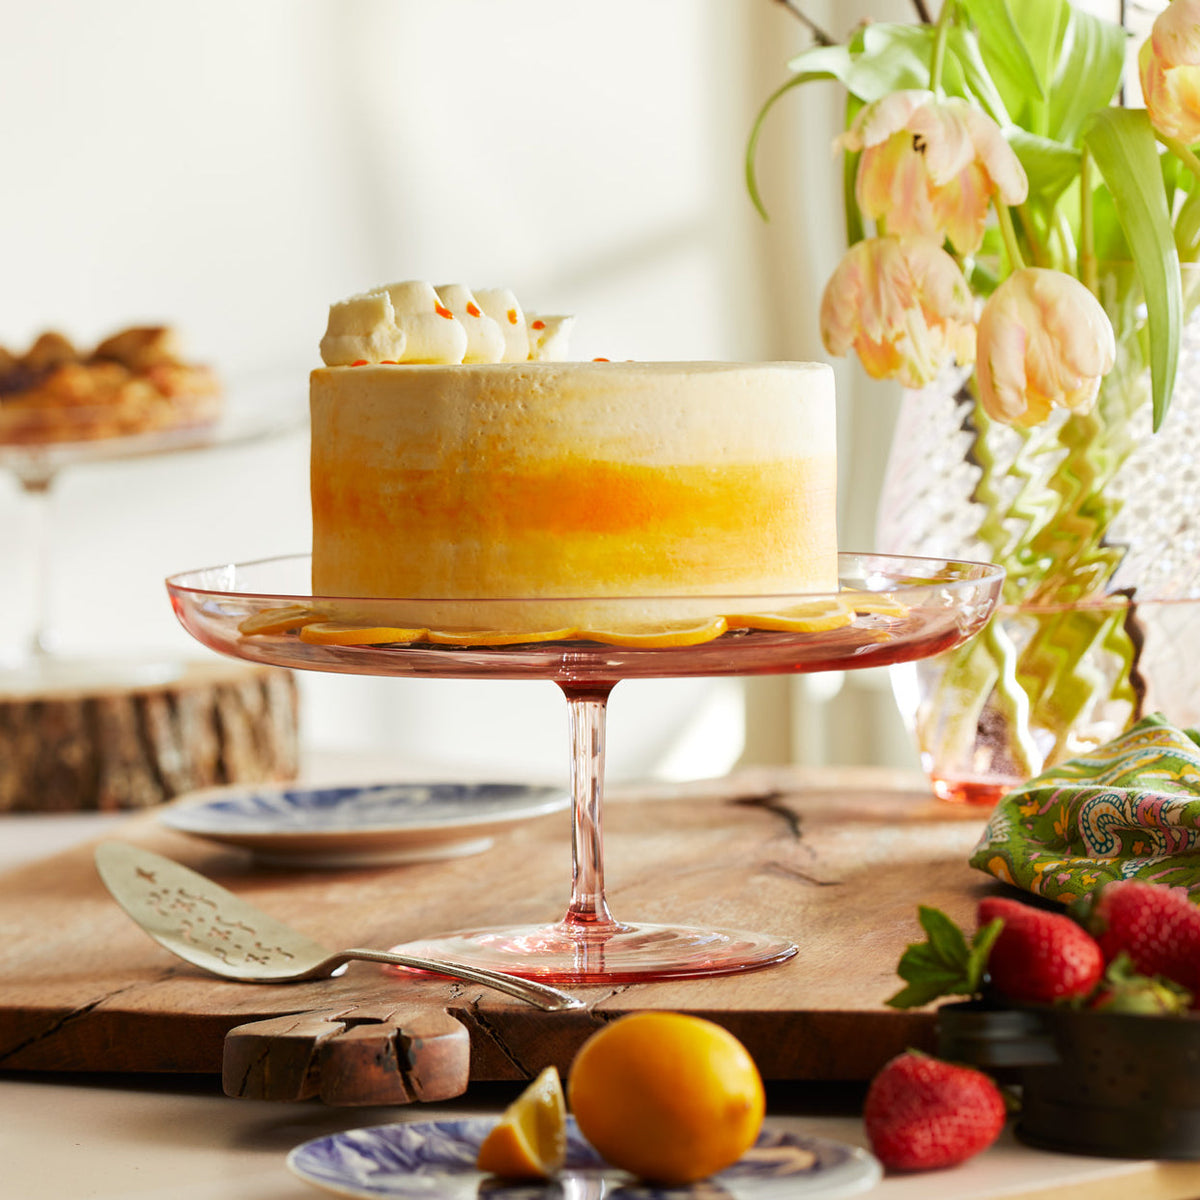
[319,281,574,366]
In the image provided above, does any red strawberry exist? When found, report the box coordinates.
[864,1051,1006,1172]
[1087,880,1200,997]
[977,896,1103,1004]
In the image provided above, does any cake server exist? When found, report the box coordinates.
[94,841,581,1011]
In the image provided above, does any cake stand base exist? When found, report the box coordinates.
[387,920,797,985]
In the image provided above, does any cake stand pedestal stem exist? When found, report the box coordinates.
[561,682,617,931]
[21,474,56,660]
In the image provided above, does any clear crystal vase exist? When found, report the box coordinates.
[878,267,1200,805]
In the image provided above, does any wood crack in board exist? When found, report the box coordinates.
[455,988,630,1083]
[0,976,167,1065]
[465,1001,539,1078]
[762,859,844,888]
[730,790,804,839]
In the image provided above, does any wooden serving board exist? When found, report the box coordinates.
[0,766,997,1104]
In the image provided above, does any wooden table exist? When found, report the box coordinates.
[3,763,1200,1200]
[0,762,986,1092]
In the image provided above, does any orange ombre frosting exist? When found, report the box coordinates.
[310,358,837,631]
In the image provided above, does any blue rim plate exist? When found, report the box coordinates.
[158,781,569,868]
[286,1116,882,1200]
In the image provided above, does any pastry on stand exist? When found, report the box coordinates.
[0,324,306,811]
[0,325,222,447]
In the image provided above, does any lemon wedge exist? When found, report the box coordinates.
[475,1065,567,1180]
[298,622,428,646]
[238,606,323,636]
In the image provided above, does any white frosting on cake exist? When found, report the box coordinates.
[318,281,573,367]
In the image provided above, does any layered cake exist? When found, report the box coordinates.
[307,281,837,634]
[0,326,222,445]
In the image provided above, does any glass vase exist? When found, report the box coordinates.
[878,266,1200,805]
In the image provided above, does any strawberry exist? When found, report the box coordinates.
[1086,880,1200,997]
[1089,953,1192,1015]
[977,896,1104,1005]
[864,1051,1006,1172]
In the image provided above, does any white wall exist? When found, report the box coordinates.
[0,0,780,781]
[12,0,1074,781]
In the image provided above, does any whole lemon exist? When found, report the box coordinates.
[567,1011,765,1184]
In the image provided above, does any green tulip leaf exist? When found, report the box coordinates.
[842,94,865,246]
[778,25,939,102]
[1046,6,1125,144]
[956,0,1043,107]
[995,0,1069,137]
[1088,186,1129,262]
[1008,129,1080,202]
[834,24,944,103]
[1084,108,1182,431]
[780,42,856,85]
[772,23,958,107]
[946,26,1012,126]
[1176,187,1200,262]
[746,75,811,221]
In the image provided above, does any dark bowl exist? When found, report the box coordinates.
[938,1000,1200,1159]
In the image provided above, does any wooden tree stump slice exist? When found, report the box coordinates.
[0,659,299,812]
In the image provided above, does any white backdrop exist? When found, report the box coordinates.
[0,0,784,781]
[0,0,979,782]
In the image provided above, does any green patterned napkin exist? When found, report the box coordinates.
[970,714,1200,902]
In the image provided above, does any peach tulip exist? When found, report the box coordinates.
[975,268,1116,426]
[838,90,1028,256]
[1139,0,1200,144]
[820,235,976,388]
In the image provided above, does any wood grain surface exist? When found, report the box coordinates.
[0,765,1000,1100]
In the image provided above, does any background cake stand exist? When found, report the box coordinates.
[167,551,1004,984]
[1,375,305,693]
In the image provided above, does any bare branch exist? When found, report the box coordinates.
[912,0,934,22]
[770,0,836,46]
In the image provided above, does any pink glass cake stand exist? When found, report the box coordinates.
[166,551,1003,985]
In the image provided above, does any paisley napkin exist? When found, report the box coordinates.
[970,714,1200,902]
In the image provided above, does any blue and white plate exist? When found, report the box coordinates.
[158,781,569,868]
[286,1117,881,1200]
